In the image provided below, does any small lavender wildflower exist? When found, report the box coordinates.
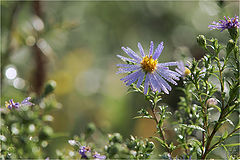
[117,41,181,94]
[5,97,33,110]
[208,16,240,31]
[175,61,190,77]
[21,97,33,106]
[93,152,106,160]
[79,146,91,159]
[5,99,20,109]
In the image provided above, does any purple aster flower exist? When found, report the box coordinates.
[175,61,191,77]
[93,152,106,160]
[208,16,240,31]
[5,99,20,109]
[117,41,181,94]
[79,146,91,159]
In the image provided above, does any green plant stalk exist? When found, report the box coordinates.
[203,127,240,158]
[183,84,192,157]
[192,77,207,155]
[202,40,239,159]
[208,127,240,153]
[150,94,172,155]
[202,110,225,159]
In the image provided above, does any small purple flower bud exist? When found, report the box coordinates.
[176,61,191,77]
[21,97,33,106]
[93,152,106,160]
[206,98,218,106]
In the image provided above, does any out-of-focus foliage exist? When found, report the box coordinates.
[1,0,239,159]
[1,81,60,158]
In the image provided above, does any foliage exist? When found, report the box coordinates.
[1,1,239,160]
[1,81,60,159]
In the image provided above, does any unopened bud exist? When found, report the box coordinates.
[184,68,191,76]
[43,80,56,96]
[228,27,239,41]
[85,123,96,136]
[197,35,207,49]
[206,98,218,107]
[68,140,77,146]
[109,133,123,143]
[226,39,235,57]
[146,141,155,152]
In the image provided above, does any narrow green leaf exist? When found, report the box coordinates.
[221,144,230,159]
[212,105,221,112]
[222,130,228,139]
[150,136,167,148]
[224,143,240,147]
[226,119,234,126]
[133,116,153,120]
[180,124,205,132]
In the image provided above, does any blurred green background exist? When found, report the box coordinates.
[1,0,239,157]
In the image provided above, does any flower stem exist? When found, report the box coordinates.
[150,95,172,155]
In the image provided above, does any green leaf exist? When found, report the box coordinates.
[226,119,234,126]
[228,82,240,105]
[224,143,240,147]
[133,116,153,120]
[150,136,167,148]
[169,142,176,151]
[212,105,221,112]
[221,144,230,159]
[222,130,228,139]
[189,139,202,150]
[180,124,205,132]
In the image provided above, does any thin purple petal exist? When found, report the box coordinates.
[149,41,154,56]
[116,64,136,68]
[156,69,178,85]
[121,47,141,62]
[138,42,145,57]
[117,55,137,63]
[117,65,141,74]
[136,71,145,88]
[153,42,164,60]
[126,70,142,86]
[120,69,141,82]
[126,47,142,61]
[158,62,178,67]
[149,74,160,92]
[154,72,172,91]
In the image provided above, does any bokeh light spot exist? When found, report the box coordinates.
[5,67,17,80]
[13,78,25,89]
[26,36,36,46]
[32,16,44,31]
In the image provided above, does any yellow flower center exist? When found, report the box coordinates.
[140,55,158,73]
[5,101,10,108]
[184,67,191,76]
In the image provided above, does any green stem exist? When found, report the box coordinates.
[150,94,171,155]
[204,127,240,158]
[193,78,207,155]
